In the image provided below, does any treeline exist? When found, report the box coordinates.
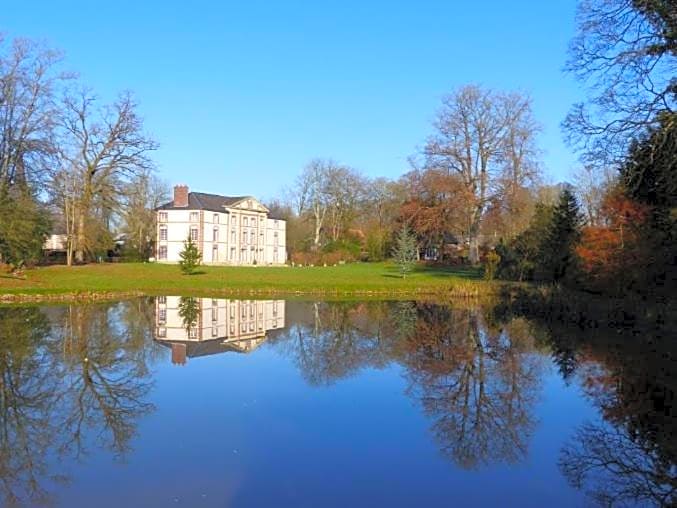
[273,84,547,266]
[0,36,166,269]
[497,0,676,299]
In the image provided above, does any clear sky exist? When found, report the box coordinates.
[5,0,583,200]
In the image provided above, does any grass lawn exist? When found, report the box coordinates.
[0,262,495,300]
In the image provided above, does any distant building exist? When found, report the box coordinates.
[154,296,286,365]
[43,233,68,253]
[155,185,287,265]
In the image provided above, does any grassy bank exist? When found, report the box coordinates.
[0,262,497,301]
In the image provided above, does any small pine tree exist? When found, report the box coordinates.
[393,224,417,278]
[179,235,201,275]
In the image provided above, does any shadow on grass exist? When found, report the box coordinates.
[382,263,482,280]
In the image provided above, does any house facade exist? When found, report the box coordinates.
[155,185,286,265]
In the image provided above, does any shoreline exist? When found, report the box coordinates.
[0,285,498,304]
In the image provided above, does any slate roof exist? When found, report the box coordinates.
[156,338,249,358]
[156,192,251,213]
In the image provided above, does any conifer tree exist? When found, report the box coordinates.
[539,188,582,283]
[178,235,201,275]
[393,224,417,278]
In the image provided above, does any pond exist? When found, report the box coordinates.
[0,297,674,507]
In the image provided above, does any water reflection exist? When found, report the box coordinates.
[496,296,677,507]
[0,297,673,506]
[154,296,286,364]
[0,301,158,506]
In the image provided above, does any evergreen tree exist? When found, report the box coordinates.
[392,224,417,278]
[539,188,583,284]
[496,203,555,281]
[178,236,201,275]
[0,187,50,267]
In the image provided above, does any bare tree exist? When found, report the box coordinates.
[0,36,67,188]
[121,171,169,260]
[324,165,366,242]
[424,85,541,263]
[57,89,158,264]
[564,0,676,165]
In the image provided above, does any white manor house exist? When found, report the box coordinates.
[155,185,287,265]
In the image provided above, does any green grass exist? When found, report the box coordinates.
[0,262,498,300]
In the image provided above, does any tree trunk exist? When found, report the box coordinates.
[75,210,86,264]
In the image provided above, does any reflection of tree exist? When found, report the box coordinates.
[494,290,677,507]
[57,303,155,458]
[273,300,544,470]
[558,333,677,507]
[401,306,543,469]
[560,422,676,507]
[275,302,395,386]
[0,307,61,506]
[178,296,199,333]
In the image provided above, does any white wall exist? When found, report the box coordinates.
[157,203,287,265]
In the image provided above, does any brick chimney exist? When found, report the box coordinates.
[171,343,187,365]
[174,185,189,207]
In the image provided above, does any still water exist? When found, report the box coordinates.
[0,297,674,507]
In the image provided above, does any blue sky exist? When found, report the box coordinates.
[5,0,582,200]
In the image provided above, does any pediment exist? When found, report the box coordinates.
[227,197,269,213]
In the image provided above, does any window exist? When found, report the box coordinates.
[213,214,219,224]
[157,327,166,338]
[212,307,218,322]
[190,227,198,241]
[213,227,219,242]
[231,230,236,243]
[230,247,235,260]
[250,231,256,244]
[190,212,199,222]
[212,326,218,337]
[159,212,168,222]
[274,231,279,245]
[212,299,219,307]
[158,309,167,323]
[230,305,236,318]
[243,217,248,226]
[274,220,279,228]
[158,246,167,260]
[157,296,166,305]
[212,245,218,262]
[251,217,256,226]
[229,324,235,334]
[159,226,167,241]
[189,328,198,339]
[242,231,247,244]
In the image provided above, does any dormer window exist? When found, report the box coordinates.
[159,212,168,222]
[213,214,219,224]
[189,212,199,222]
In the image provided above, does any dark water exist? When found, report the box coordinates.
[0,297,674,507]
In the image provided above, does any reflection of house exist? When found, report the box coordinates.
[155,185,287,265]
[154,296,286,365]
